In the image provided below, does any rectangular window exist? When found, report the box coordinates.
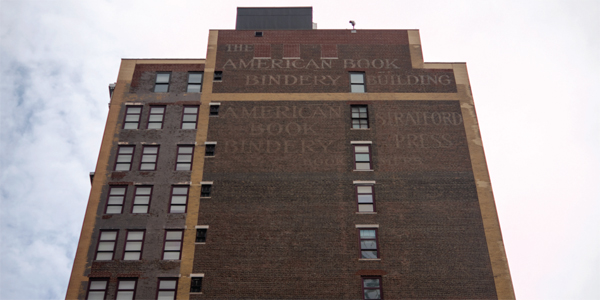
[116,279,137,300]
[359,229,379,259]
[147,106,165,129]
[123,106,142,129]
[196,228,207,243]
[175,145,194,171]
[205,143,215,157]
[181,106,199,129]
[213,71,223,81]
[163,230,183,260]
[123,230,144,260]
[351,105,369,129]
[350,72,366,93]
[353,145,372,170]
[170,186,189,213]
[190,276,203,293]
[362,277,383,300]
[115,146,135,171]
[95,230,118,260]
[157,279,178,300]
[356,185,375,212]
[106,186,126,214]
[140,145,159,171]
[209,103,220,116]
[200,184,212,197]
[154,72,170,92]
[187,72,203,93]
[86,278,108,300]
[132,186,152,214]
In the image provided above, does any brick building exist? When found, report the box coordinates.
[66,7,514,300]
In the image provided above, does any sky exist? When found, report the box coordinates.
[0,0,598,299]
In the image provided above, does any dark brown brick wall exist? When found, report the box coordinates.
[194,101,496,299]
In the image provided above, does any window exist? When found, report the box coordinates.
[154,72,170,92]
[170,186,189,213]
[190,276,203,293]
[106,186,126,214]
[115,146,135,171]
[200,184,212,197]
[362,277,383,300]
[175,145,194,171]
[163,230,183,260]
[205,143,215,157]
[356,185,375,212]
[209,103,220,116]
[86,278,108,300]
[140,145,159,171]
[147,106,165,129]
[157,279,178,300]
[213,71,223,81]
[351,105,369,128]
[196,228,207,243]
[350,72,366,93]
[116,279,137,300]
[181,106,199,129]
[95,230,118,260]
[359,229,379,259]
[123,230,144,260]
[123,106,142,129]
[353,144,372,170]
[187,72,203,93]
[132,186,152,213]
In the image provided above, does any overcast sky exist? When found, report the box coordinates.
[1,0,598,299]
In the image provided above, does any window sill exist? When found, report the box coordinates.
[359,258,381,261]
[350,128,370,130]
[195,242,206,245]
[353,169,374,171]
[356,212,377,214]
[204,156,215,158]
[200,197,211,199]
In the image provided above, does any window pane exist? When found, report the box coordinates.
[182,115,197,122]
[172,187,188,194]
[350,73,365,83]
[358,195,373,203]
[149,115,164,122]
[150,107,165,113]
[125,114,140,122]
[154,84,168,93]
[163,252,180,260]
[117,155,132,162]
[355,154,371,162]
[147,123,161,129]
[119,280,136,290]
[181,123,196,129]
[141,155,157,162]
[123,123,139,129]
[357,186,372,193]
[139,163,154,170]
[176,163,190,170]
[170,205,186,213]
[125,242,142,251]
[97,241,115,251]
[188,73,203,83]
[106,206,122,214]
[157,291,175,300]
[361,240,377,249]
[351,85,365,93]
[360,230,376,238]
[90,281,107,290]
[134,196,150,204]
[127,107,141,114]
[178,147,193,154]
[363,278,380,287]
[87,291,106,300]
[100,232,117,240]
[128,231,144,240]
[116,291,134,300]
[171,196,187,204]
[136,187,151,195]
[166,231,183,240]
[184,107,198,113]
[108,196,124,205]
[356,163,371,170]
[177,155,192,162]
[132,206,148,214]
[123,252,141,260]
[164,241,182,250]
[354,146,369,153]
[111,187,127,194]
[96,252,113,260]
[159,280,177,289]
[156,73,170,83]
[144,147,158,154]
[352,112,360,118]
[364,289,381,299]
[187,84,201,93]
[358,204,374,212]
[361,250,378,259]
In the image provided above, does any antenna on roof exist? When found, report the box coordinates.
[349,20,356,30]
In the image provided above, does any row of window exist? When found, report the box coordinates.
[105,184,212,214]
[87,277,201,300]
[151,72,368,94]
[123,105,219,130]
[87,275,381,300]
[115,144,215,172]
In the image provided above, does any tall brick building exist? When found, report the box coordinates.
[67,7,514,300]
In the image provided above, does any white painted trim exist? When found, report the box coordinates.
[200,181,213,185]
[355,224,379,228]
[190,273,205,277]
[351,141,372,144]
[195,225,209,229]
[204,141,217,145]
[353,181,376,184]
[209,102,220,106]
